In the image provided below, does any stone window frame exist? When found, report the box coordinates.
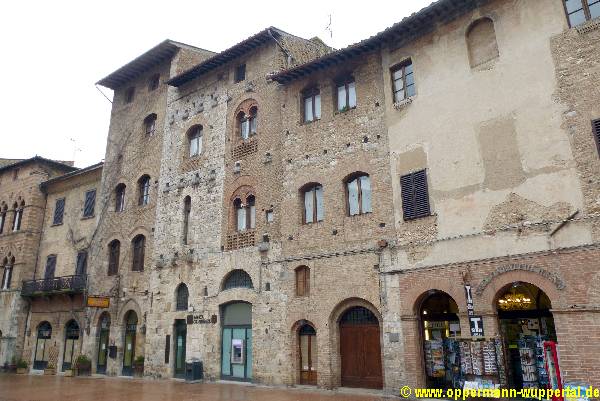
[302,86,321,123]
[115,183,126,212]
[131,234,145,272]
[143,113,157,136]
[295,265,310,297]
[182,196,191,245]
[175,283,189,311]
[107,239,120,276]
[1,255,14,290]
[334,75,357,113]
[343,172,372,217]
[563,0,600,27]
[187,125,203,158]
[390,59,416,103]
[229,186,256,233]
[12,200,25,232]
[300,182,324,224]
[0,203,7,234]
[233,99,258,144]
[137,175,151,206]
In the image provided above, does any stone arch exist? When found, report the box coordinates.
[291,319,318,386]
[117,298,143,325]
[221,269,254,291]
[466,17,499,68]
[401,274,466,317]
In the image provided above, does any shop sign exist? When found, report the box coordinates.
[87,296,110,308]
[469,315,484,337]
[464,284,475,316]
[186,314,217,325]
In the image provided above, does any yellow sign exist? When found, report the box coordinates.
[87,296,110,308]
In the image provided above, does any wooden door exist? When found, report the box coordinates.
[299,329,317,385]
[340,324,382,389]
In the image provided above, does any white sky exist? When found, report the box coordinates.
[0,0,431,168]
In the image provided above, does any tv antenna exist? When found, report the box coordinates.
[325,14,333,39]
[70,138,82,164]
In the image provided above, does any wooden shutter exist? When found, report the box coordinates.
[593,119,600,156]
[84,190,96,217]
[53,198,65,225]
[296,267,309,296]
[164,335,171,364]
[108,242,120,276]
[132,237,145,271]
[400,170,431,221]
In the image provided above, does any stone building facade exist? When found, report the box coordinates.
[21,163,102,372]
[3,0,600,396]
[0,158,76,367]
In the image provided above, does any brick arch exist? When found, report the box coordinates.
[117,298,143,326]
[479,270,562,311]
[290,319,318,385]
[401,274,466,316]
[329,297,382,326]
[231,98,259,143]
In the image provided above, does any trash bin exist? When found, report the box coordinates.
[185,359,203,382]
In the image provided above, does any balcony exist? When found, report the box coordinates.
[21,275,86,297]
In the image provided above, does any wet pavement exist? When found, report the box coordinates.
[0,374,387,401]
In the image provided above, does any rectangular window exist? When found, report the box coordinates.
[337,79,356,111]
[593,118,600,157]
[565,0,600,27]
[400,169,431,221]
[234,64,246,83]
[44,255,57,279]
[1,266,12,290]
[83,190,96,217]
[53,198,65,225]
[75,250,88,276]
[265,209,274,223]
[0,212,5,234]
[237,207,246,231]
[303,89,321,123]
[12,208,22,231]
[304,186,324,224]
[391,60,415,103]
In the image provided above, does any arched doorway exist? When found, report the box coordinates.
[418,290,461,389]
[122,311,138,376]
[298,323,317,385]
[34,322,52,370]
[496,282,556,389]
[173,319,187,378]
[97,313,110,374]
[221,302,252,381]
[339,306,382,389]
[62,320,80,371]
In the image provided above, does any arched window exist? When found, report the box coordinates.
[176,283,189,311]
[345,173,372,216]
[34,322,52,369]
[143,113,157,136]
[62,320,80,371]
[187,125,203,157]
[222,269,253,290]
[235,102,258,141]
[249,106,257,135]
[138,175,150,206]
[115,184,126,212]
[1,256,13,290]
[466,18,499,68]
[108,240,120,276]
[131,235,145,272]
[0,203,7,234]
[183,196,191,245]
[234,195,255,232]
[301,184,324,224]
[12,201,24,231]
[295,266,310,297]
[238,112,249,140]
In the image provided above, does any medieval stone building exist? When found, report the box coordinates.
[2,0,600,396]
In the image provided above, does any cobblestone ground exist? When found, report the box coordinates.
[0,374,387,401]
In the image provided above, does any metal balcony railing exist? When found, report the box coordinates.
[21,275,86,297]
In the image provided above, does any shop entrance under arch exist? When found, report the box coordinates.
[97,313,110,374]
[221,302,252,381]
[298,323,317,385]
[418,290,462,389]
[339,306,382,389]
[122,311,138,376]
[496,281,556,390]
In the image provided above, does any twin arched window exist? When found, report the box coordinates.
[234,195,255,232]
[187,125,203,157]
[132,235,145,272]
[12,200,24,231]
[138,175,150,206]
[176,283,189,311]
[237,106,258,140]
[0,203,7,234]
[1,256,14,290]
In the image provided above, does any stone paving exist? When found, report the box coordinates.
[0,374,388,401]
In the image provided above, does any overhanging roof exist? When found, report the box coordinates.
[96,40,215,90]
[271,0,488,84]
[167,27,285,87]
[0,156,77,175]
[40,162,104,192]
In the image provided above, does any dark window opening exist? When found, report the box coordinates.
[108,240,120,276]
[44,255,57,279]
[148,74,160,91]
[115,184,126,212]
[183,196,191,245]
[83,189,96,218]
[222,269,253,290]
[144,113,157,136]
[125,87,135,104]
[53,198,65,225]
[132,235,145,272]
[234,64,246,83]
[75,250,88,276]
[592,118,600,157]
[138,175,150,206]
[176,284,189,311]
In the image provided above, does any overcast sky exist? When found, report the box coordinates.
[1,0,431,168]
